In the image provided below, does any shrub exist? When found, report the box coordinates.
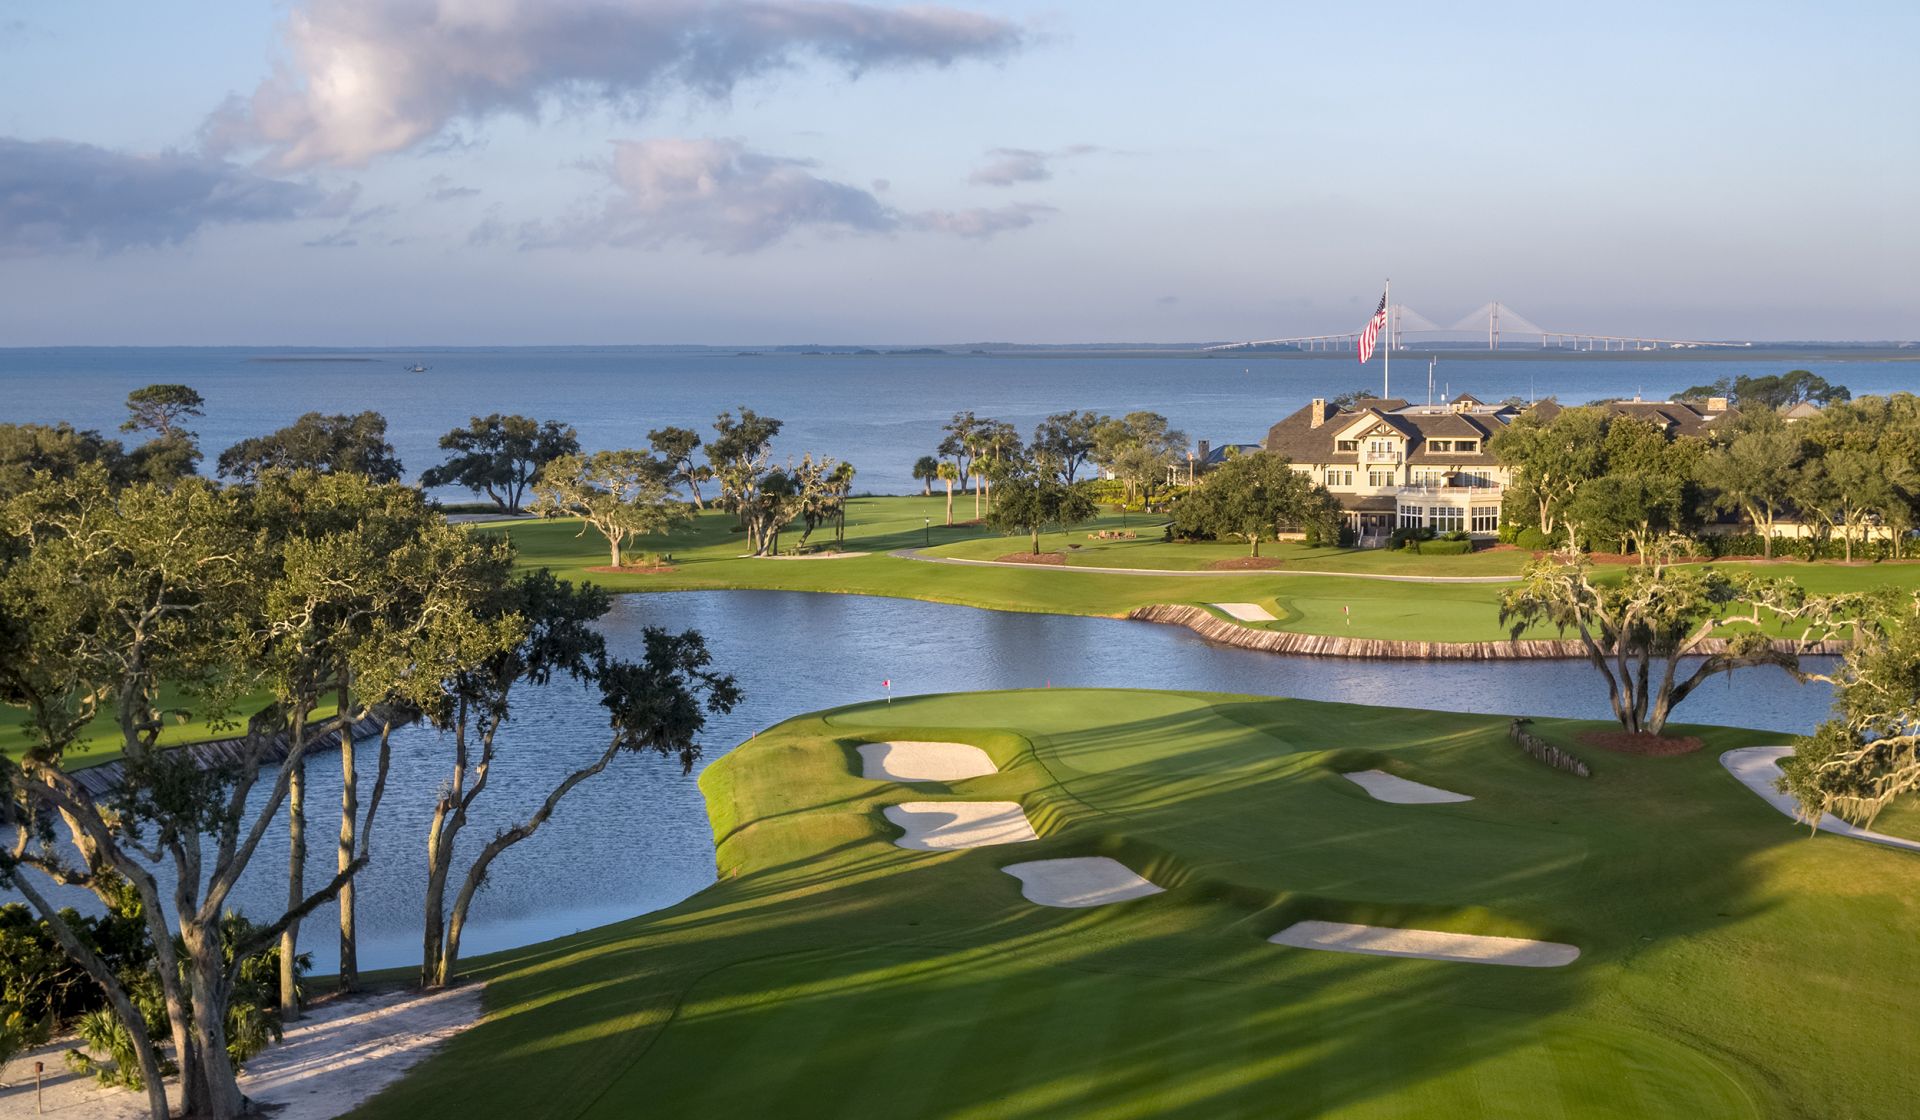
[1514,527,1552,551]
[1409,538,1472,555]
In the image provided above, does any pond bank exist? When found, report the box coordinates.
[1129,603,1854,660]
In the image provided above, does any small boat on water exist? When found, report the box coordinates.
[406,363,431,373]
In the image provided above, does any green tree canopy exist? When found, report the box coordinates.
[419,414,579,514]
[0,423,133,498]
[1172,451,1338,556]
[1781,600,1920,830]
[649,426,710,509]
[985,464,1097,554]
[1499,541,1859,735]
[1030,410,1104,484]
[531,450,687,568]
[216,411,403,483]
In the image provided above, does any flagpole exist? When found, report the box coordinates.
[1382,277,1391,399]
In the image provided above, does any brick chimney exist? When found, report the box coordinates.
[1197,439,1211,463]
[1310,398,1328,428]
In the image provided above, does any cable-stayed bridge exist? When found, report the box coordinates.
[1207,301,1753,353]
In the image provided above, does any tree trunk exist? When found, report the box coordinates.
[974,475,982,520]
[609,533,622,568]
[421,700,464,988]
[1031,525,1041,554]
[11,875,171,1120]
[441,739,622,983]
[280,749,305,1020]
[944,481,954,526]
[336,681,358,992]
[1250,536,1260,557]
[184,920,248,1119]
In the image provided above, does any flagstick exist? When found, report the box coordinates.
[1382,277,1391,399]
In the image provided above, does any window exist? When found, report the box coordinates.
[1457,440,1479,453]
[1429,506,1464,533]
[1472,506,1499,533]
[1411,468,1444,487]
[1456,471,1493,488]
[1369,439,1395,457]
[1428,439,1452,453]
[1368,470,1394,488]
[1323,469,1353,488]
[1335,439,1359,452]
[1399,507,1424,529]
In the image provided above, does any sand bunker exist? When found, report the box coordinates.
[1,985,483,1120]
[1212,602,1277,622]
[1270,920,1579,967]
[1720,747,1920,854]
[755,551,871,560]
[1002,857,1165,908]
[1342,769,1473,804]
[884,801,1039,850]
[858,741,998,782]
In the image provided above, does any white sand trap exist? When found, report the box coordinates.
[0,985,482,1120]
[1002,857,1165,908]
[1720,746,1920,854]
[1342,769,1473,804]
[755,551,870,560]
[884,801,1039,850]
[1212,602,1277,622]
[858,740,998,782]
[1269,920,1579,967]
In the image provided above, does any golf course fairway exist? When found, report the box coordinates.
[350,690,1919,1119]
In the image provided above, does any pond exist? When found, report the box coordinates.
[25,591,1839,971]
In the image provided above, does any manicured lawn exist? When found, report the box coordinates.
[349,689,1919,1119]
[482,496,1920,645]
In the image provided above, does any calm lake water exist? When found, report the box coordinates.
[36,589,1825,974]
[4,346,1915,495]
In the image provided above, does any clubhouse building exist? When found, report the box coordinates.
[1262,393,1737,547]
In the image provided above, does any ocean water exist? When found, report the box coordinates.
[3,346,1914,496]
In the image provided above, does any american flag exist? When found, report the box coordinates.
[1357,291,1388,364]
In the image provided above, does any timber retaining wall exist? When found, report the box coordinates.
[70,712,398,798]
[1126,604,1851,662]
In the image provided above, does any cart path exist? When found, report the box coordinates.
[889,548,1521,584]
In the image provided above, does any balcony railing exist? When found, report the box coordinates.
[1396,483,1503,501]
[1363,450,1402,463]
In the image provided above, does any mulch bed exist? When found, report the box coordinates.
[586,564,678,575]
[1577,729,1704,756]
[995,552,1068,565]
[1208,556,1285,570]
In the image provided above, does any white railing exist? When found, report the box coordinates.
[1397,483,1503,501]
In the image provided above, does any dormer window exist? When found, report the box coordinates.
[1335,439,1359,452]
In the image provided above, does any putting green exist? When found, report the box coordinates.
[354,690,1919,1119]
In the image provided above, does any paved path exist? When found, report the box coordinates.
[889,548,1521,584]
[1720,746,1920,854]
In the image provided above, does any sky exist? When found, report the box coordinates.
[1,0,1915,346]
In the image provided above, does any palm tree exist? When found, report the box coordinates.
[936,461,960,526]
[912,455,939,496]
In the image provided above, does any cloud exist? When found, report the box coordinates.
[969,143,1099,186]
[0,137,325,256]
[524,137,892,252]
[511,137,1052,252]
[205,0,1024,170]
[909,203,1055,239]
[304,230,359,248]
[426,174,481,202]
